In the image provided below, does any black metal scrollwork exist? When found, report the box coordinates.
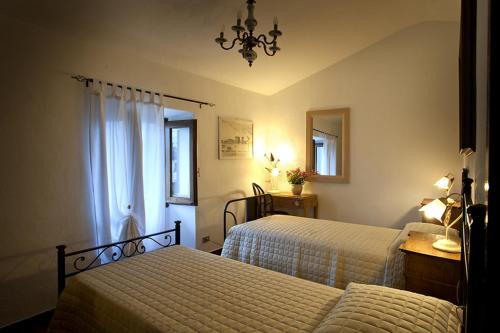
[71,234,174,272]
[57,221,181,295]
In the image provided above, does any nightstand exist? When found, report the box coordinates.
[399,231,461,304]
[271,193,318,218]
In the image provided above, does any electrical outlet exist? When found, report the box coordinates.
[202,236,210,243]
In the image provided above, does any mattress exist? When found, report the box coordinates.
[222,215,452,289]
[49,245,344,333]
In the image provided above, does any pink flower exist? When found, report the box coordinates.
[286,167,315,185]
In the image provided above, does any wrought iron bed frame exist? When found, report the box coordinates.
[460,168,487,332]
[56,220,181,295]
[223,193,277,240]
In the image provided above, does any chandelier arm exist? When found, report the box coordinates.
[242,31,249,42]
[256,34,276,45]
[257,39,277,56]
[219,37,240,51]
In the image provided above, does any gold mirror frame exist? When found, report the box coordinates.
[306,108,350,183]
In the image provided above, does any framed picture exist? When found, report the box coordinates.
[218,117,253,159]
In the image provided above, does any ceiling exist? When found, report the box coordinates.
[0,0,460,95]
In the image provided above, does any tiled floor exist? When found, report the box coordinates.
[2,311,53,333]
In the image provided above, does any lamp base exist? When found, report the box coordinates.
[432,238,461,253]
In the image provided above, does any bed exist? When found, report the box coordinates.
[221,211,456,289]
[50,244,462,333]
[49,169,485,332]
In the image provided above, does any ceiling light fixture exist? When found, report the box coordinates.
[215,0,282,67]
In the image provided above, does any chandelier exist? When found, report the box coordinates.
[215,0,282,67]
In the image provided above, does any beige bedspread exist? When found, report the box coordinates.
[222,216,454,289]
[49,245,344,333]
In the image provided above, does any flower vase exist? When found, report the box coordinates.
[291,184,303,195]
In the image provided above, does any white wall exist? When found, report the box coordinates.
[0,15,267,326]
[268,22,462,228]
[0,16,462,326]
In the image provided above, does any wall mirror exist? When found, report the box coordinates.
[306,108,350,183]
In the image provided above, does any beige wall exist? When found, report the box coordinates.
[268,22,462,228]
[0,16,462,326]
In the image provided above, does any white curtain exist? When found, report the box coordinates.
[314,130,337,176]
[89,83,165,252]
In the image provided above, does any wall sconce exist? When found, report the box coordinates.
[419,193,462,253]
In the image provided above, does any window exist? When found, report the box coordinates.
[165,119,197,205]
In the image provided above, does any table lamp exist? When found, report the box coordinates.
[434,173,455,196]
[419,194,462,253]
[265,153,280,193]
[269,167,280,193]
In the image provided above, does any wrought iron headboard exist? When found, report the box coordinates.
[460,168,487,332]
[223,194,275,240]
[56,220,181,295]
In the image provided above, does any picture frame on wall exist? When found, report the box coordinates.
[218,117,253,159]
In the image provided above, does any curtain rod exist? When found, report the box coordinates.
[71,75,215,108]
[313,128,338,137]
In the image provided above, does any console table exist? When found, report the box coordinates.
[271,193,318,218]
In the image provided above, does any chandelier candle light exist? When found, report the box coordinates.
[215,0,282,67]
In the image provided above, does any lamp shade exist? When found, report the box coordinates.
[419,198,447,221]
[434,174,454,192]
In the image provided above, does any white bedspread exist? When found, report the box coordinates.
[222,215,452,289]
[49,245,344,333]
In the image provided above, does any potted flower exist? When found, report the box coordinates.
[286,168,313,195]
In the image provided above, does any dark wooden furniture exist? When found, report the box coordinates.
[271,193,318,218]
[399,231,461,304]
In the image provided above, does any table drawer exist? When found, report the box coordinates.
[274,197,304,209]
[404,253,460,303]
[405,253,460,285]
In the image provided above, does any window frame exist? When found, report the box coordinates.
[164,119,198,206]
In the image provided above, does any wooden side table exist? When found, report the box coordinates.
[399,231,461,303]
[271,193,318,218]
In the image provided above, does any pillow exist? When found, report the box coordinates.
[313,283,462,333]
